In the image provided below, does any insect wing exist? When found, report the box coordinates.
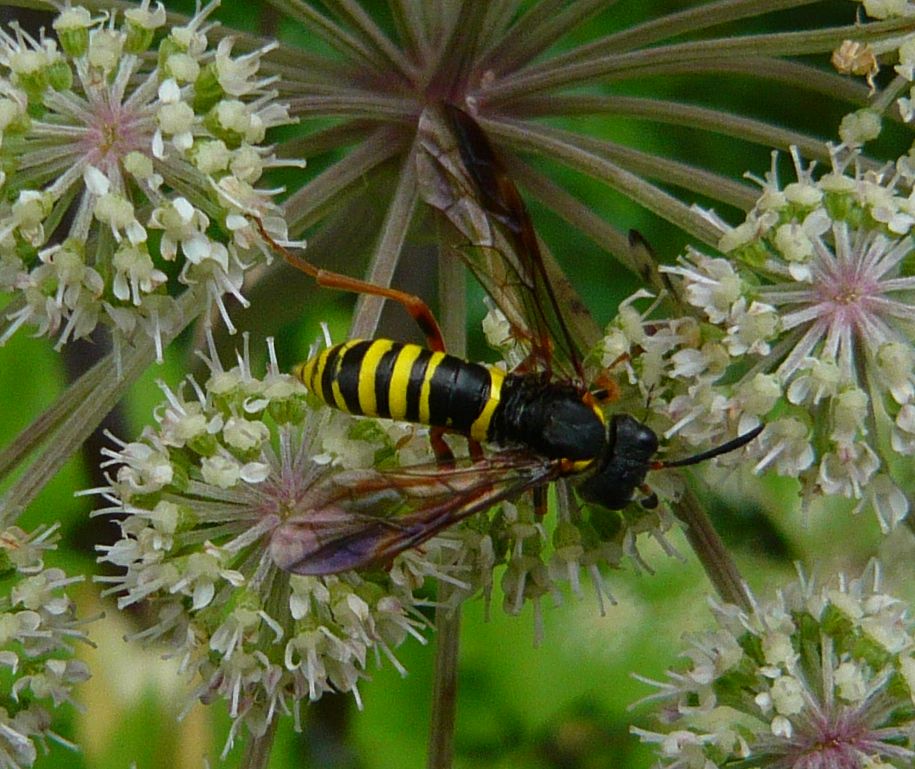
[271,453,560,575]
[416,103,587,382]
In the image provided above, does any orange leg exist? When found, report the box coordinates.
[253,218,446,353]
[430,427,455,464]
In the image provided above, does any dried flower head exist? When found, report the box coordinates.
[0,525,91,769]
[0,2,296,358]
[634,562,915,769]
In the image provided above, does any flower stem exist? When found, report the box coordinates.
[239,718,278,769]
[0,348,109,487]
[674,484,751,611]
[427,595,461,769]
[484,116,722,247]
[0,287,207,528]
[351,146,420,339]
[426,228,467,769]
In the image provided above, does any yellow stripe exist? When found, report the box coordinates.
[469,366,505,441]
[296,351,324,397]
[293,359,311,387]
[387,344,422,420]
[418,351,446,424]
[329,340,361,411]
[357,339,395,417]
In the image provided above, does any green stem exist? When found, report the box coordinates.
[480,0,609,75]
[0,287,206,528]
[426,231,467,769]
[321,0,417,80]
[516,0,825,69]
[282,126,406,234]
[239,718,278,769]
[482,116,722,247]
[266,0,400,78]
[351,145,420,338]
[675,486,751,611]
[871,73,910,117]
[511,94,839,162]
[487,17,915,102]
[427,597,461,769]
[286,93,416,121]
[0,343,108,486]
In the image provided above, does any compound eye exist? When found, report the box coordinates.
[608,414,659,460]
[635,425,659,454]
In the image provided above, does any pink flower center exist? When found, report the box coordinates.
[813,260,879,331]
[81,101,146,173]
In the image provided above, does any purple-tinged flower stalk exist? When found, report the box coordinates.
[0,525,91,769]
[0,2,297,359]
[92,336,448,753]
[600,148,915,531]
[634,562,915,769]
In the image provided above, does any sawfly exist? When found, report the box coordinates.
[261,104,762,575]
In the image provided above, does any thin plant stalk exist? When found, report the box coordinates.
[674,485,751,611]
[239,718,278,769]
[0,286,208,528]
[351,146,421,339]
[426,232,467,769]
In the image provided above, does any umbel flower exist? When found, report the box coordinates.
[93,336,444,752]
[93,328,682,748]
[0,2,296,358]
[634,562,915,769]
[0,525,91,769]
[621,147,915,530]
[196,0,913,352]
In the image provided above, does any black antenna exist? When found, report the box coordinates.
[655,424,764,470]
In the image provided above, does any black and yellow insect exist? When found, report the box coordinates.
[262,103,761,576]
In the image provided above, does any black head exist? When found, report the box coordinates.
[575,414,765,511]
[576,414,658,510]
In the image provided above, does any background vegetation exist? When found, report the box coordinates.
[1,1,911,767]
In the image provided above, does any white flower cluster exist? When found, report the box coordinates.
[856,0,914,21]
[0,525,90,769]
[604,149,915,529]
[475,303,685,639]
[93,337,441,753]
[0,2,297,359]
[834,2,915,128]
[634,562,915,769]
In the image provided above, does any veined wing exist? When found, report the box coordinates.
[416,103,587,383]
[270,452,562,575]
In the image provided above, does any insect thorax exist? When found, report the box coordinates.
[489,375,606,462]
[576,414,659,510]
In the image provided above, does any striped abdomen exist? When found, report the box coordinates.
[295,340,505,442]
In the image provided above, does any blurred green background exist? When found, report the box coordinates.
[1,1,912,768]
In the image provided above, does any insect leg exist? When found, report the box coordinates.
[430,427,455,464]
[468,438,484,462]
[533,484,548,517]
[253,218,447,353]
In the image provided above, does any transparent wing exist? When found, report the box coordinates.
[271,452,561,575]
[416,103,587,382]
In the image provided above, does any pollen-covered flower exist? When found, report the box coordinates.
[0,2,297,358]
[633,148,915,529]
[0,525,91,769]
[633,562,915,769]
[93,336,443,753]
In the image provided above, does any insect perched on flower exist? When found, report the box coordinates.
[258,104,763,576]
